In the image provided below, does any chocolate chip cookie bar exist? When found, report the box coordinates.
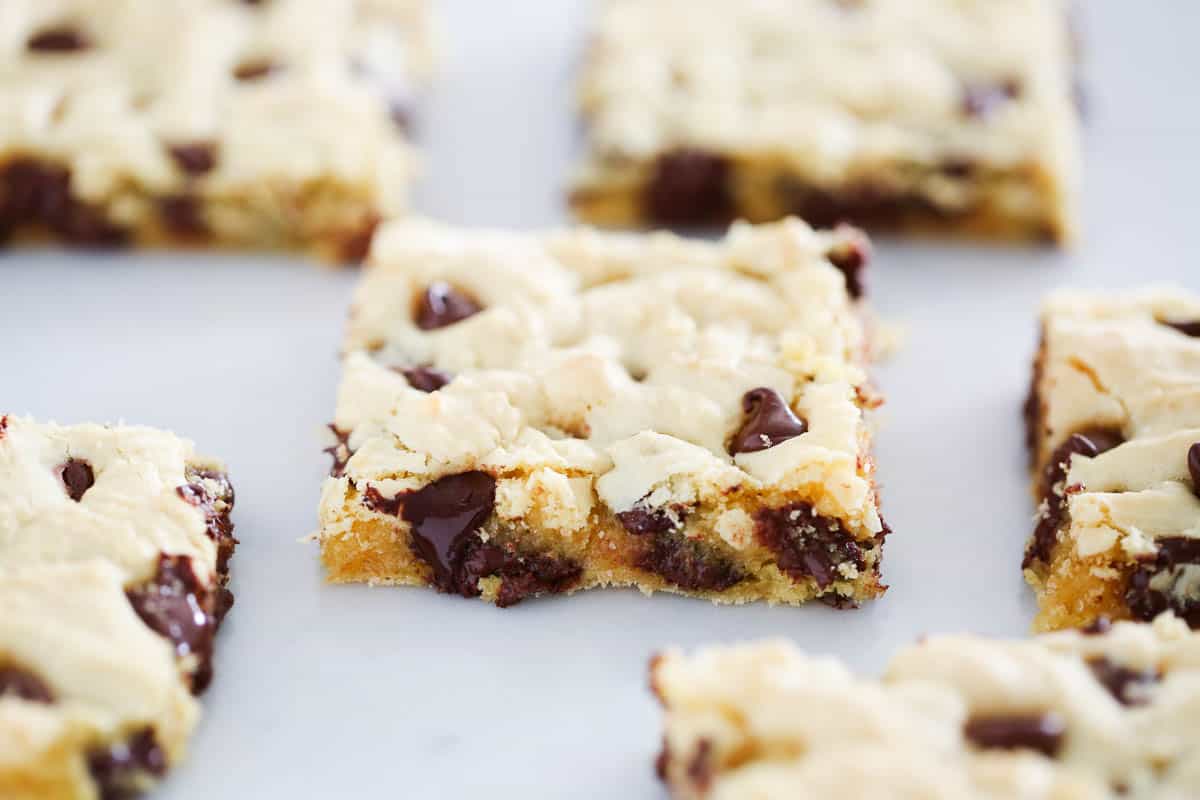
[652,614,1200,799]
[571,0,1080,243]
[0,0,431,260]
[0,416,237,799]
[1024,289,1200,632]
[317,217,889,607]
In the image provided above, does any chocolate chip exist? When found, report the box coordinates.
[1081,616,1112,635]
[1127,537,1200,629]
[87,727,167,800]
[617,505,682,536]
[964,712,1065,758]
[0,159,128,247]
[1189,442,1200,497]
[644,149,732,226]
[166,143,218,176]
[401,472,497,590]
[178,467,238,580]
[1087,657,1159,706]
[415,282,483,330]
[28,27,91,52]
[1162,319,1200,337]
[729,388,807,455]
[58,458,95,501]
[775,177,943,231]
[126,555,217,692]
[637,528,744,592]
[1024,428,1125,569]
[467,541,582,607]
[825,230,870,299]
[234,60,280,82]
[0,665,54,703]
[324,425,352,478]
[398,365,451,393]
[361,485,403,516]
[0,415,7,439]
[755,503,867,591]
[158,194,207,236]
[962,80,1021,118]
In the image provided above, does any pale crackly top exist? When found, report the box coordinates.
[0,0,430,212]
[1036,289,1200,559]
[0,416,221,584]
[580,0,1075,178]
[324,218,882,541]
[654,614,1200,799]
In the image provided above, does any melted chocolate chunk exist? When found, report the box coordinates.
[324,425,352,477]
[414,282,483,330]
[1087,657,1159,706]
[962,80,1022,118]
[617,505,682,536]
[28,27,91,52]
[464,540,582,607]
[1189,442,1200,497]
[361,485,403,516]
[1126,537,1200,629]
[233,60,280,82]
[0,159,128,246]
[166,143,218,176]
[59,458,95,501]
[729,388,807,455]
[755,503,866,591]
[126,555,218,692]
[158,194,206,236]
[401,472,497,589]
[637,529,744,592]
[644,150,732,226]
[1024,428,1125,569]
[825,233,870,299]
[0,665,54,703]
[87,727,167,800]
[963,712,1065,758]
[178,467,238,579]
[1162,319,1200,338]
[399,365,452,393]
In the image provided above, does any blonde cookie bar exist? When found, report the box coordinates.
[652,615,1200,800]
[0,0,431,260]
[0,415,238,799]
[571,0,1079,243]
[1023,289,1200,632]
[317,217,888,607]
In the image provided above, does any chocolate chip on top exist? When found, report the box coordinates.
[399,365,452,393]
[825,232,870,300]
[729,388,807,455]
[1162,319,1200,337]
[166,143,218,176]
[1189,442,1200,497]
[27,26,91,52]
[414,282,483,330]
[59,458,95,502]
[963,712,1065,758]
[126,554,218,692]
[0,664,55,703]
[961,79,1021,118]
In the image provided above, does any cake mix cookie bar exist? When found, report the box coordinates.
[317,217,889,608]
[0,416,238,799]
[0,0,431,260]
[571,0,1079,243]
[652,615,1200,799]
[1024,289,1200,632]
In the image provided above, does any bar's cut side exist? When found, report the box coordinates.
[0,416,238,799]
[652,614,1200,799]
[1024,289,1200,632]
[571,0,1079,243]
[317,217,889,607]
[0,0,431,261]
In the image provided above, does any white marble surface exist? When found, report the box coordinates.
[2,1,1198,797]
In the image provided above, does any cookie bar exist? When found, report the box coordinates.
[571,0,1079,243]
[0,0,431,260]
[652,614,1200,799]
[317,217,888,607]
[0,416,237,799]
[1023,289,1200,632]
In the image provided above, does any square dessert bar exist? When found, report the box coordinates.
[1024,289,1200,633]
[0,416,237,799]
[317,218,889,607]
[651,615,1200,799]
[571,0,1080,243]
[0,0,431,260]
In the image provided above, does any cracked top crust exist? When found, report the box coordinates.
[653,614,1200,799]
[326,218,882,537]
[579,0,1077,178]
[0,0,429,213]
[0,416,223,584]
[1035,289,1200,556]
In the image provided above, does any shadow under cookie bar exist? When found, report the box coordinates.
[317,218,889,608]
[1022,291,1200,631]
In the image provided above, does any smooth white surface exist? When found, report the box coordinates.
[2,2,1198,797]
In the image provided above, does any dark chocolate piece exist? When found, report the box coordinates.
[1127,537,1200,629]
[28,27,91,52]
[644,150,732,226]
[1086,657,1159,706]
[1189,442,1200,497]
[361,485,403,516]
[158,194,207,236]
[59,458,95,502]
[0,159,128,247]
[414,282,483,330]
[729,388,807,455]
[617,505,682,536]
[1161,319,1200,338]
[755,502,867,590]
[324,425,352,478]
[401,472,497,589]
[87,727,167,800]
[0,664,54,703]
[166,143,218,176]
[126,555,218,692]
[825,233,870,299]
[636,529,744,592]
[177,467,238,579]
[399,365,451,393]
[963,712,1065,758]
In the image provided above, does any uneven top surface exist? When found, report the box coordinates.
[579,0,1076,176]
[654,615,1200,799]
[329,218,882,534]
[0,0,429,210]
